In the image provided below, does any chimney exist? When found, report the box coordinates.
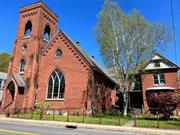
[76,41,80,45]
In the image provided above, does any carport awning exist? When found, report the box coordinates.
[146,87,175,91]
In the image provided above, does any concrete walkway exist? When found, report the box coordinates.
[123,120,135,127]
[0,117,180,135]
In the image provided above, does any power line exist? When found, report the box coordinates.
[170,0,177,65]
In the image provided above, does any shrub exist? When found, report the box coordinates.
[104,107,120,116]
[147,92,180,120]
[35,102,51,120]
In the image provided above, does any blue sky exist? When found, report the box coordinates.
[0,0,179,67]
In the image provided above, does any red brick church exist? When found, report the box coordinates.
[2,2,117,114]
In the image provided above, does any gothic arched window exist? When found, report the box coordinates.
[19,59,26,73]
[24,21,32,36]
[44,25,50,41]
[47,68,65,99]
[55,49,62,57]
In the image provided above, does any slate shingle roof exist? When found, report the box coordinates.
[4,73,26,88]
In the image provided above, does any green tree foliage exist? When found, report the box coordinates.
[95,0,172,116]
[0,53,11,72]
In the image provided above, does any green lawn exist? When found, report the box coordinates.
[11,112,180,129]
[11,112,130,126]
[136,116,180,129]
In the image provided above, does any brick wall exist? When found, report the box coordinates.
[142,70,179,111]
[37,31,90,111]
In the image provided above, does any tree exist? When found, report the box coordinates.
[95,0,172,116]
[147,92,180,120]
[0,52,11,72]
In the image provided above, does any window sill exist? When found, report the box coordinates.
[23,35,31,39]
[54,56,62,59]
[19,72,24,75]
[153,84,165,87]
[45,98,64,101]
[43,38,50,43]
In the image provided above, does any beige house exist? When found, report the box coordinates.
[0,72,7,103]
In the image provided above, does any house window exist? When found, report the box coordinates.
[24,21,32,36]
[154,60,160,68]
[44,25,50,41]
[153,74,165,85]
[19,59,26,73]
[47,68,65,99]
[55,49,62,57]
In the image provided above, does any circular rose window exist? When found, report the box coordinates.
[22,44,28,51]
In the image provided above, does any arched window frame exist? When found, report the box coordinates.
[55,49,63,58]
[7,81,15,99]
[24,20,32,37]
[46,68,65,100]
[43,25,51,41]
[19,58,26,74]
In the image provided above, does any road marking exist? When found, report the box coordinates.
[0,129,40,135]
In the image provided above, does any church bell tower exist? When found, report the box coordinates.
[3,2,58,111]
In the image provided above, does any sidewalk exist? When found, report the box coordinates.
[123,120,135,127]
[0,117,180,135]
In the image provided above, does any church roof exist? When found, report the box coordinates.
[43,29,117,86]
[13,74,26,87]
[4,74,26,88]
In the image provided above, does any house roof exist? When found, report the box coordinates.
[43,29,117,86]
[145,53,180,70]
[153,53,179,68]
[0,72,7,80]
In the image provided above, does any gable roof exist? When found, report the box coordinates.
[13,74,26,87]
[42,29,117,86]
[145,53,180,70]
[153,53,179,68]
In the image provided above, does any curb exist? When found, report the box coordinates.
[0,117,180,135]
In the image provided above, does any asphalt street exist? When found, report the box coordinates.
[0,121,146,135]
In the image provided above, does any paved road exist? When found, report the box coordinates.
[0,121,146,135]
